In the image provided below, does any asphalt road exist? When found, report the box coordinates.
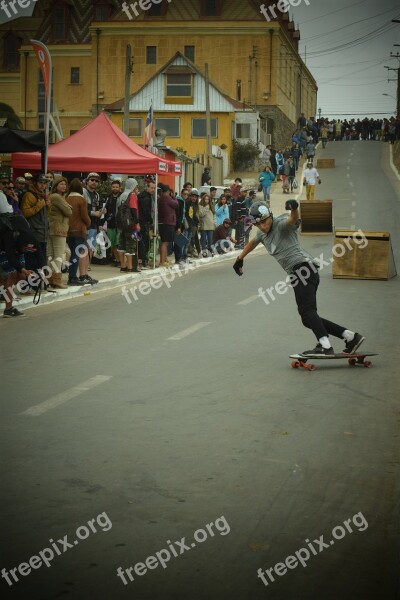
[1,140,399,600]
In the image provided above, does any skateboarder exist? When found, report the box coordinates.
[232,201,365,356]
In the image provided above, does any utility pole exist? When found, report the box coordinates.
[123,45,134,135]
[205,63,212,168]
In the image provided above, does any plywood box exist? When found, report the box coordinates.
[332,230,397,280]
[300,200,333,235]
[317,158,335,168]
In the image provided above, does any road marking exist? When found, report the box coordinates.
[350,225,356,230]
[352,192,357,197]
[238,295,259,305]
[352,201,356,207]
[20,375,112,417]
[351,212,356,219]
[168,322,211,341]
[346,174,350,178]
[350,152,354,156]
[346,166,350,170]
[349,182,354,188]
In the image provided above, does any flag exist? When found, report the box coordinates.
[144,103,155,149]
[31,40,52,172]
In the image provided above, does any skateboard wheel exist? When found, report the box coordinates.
[364,361,372,368]
[348,358,357,366]
[291,361,300,369]
[306,363,316,371]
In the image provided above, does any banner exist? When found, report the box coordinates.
[144,102,155,149]
[31,39,52,172]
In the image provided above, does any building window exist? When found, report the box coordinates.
[184,46,195,62]
[201,0,222,16]
[52,3,68,41]
[192,118,218,138]
[166,74,192,97]
[146,46,157,65]
[128,118,142,137]
[155,118,180,138]
[70,67,80,84]
[236,123,251,139]
[3,33,21,70]
[94,2,110,20]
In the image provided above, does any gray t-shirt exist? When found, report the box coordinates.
[254,214,317,274]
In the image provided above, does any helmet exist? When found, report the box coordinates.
[249,201,273,223]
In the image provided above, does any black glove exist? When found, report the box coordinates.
[318,179,322,184]
[233,258,243,277]
[285,200,299,211]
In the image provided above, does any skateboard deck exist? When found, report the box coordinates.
[289,352,378,371]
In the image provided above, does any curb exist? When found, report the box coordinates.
[13,247,259,312]
[389,143,400,181]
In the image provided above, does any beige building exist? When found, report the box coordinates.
[0,0,317,146]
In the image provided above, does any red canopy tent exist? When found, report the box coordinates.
[11,112,182,176]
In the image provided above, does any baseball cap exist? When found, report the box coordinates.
[36,174,48,183]
[24,172,33,179]
[87,172,100,180]
[16,177,26,184]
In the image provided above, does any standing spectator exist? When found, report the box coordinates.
[234,187,248,248]
[215,195,230,226]
[117,178,140,273]
[230,177,242,200]
[291,143,302,172]
[199,194,215,257]
[306,140,316,161]
[303,161,321,201]
[186,188,201,258]
[66,178,93,286]
[183,182,193,194]
[14,177,27,204]
[20,173,49,273]
[275,149,284,180]
[201,168,211,185]
[138,179,155,269]
[3,181,22,214]
[258,165,275,206]
[174,188,187,265]
[320,124,329,149]
[158,185,179,268]
[83,172,105,264]
[209,186,218,207]
[297,112,306,129]
[282,156,296,193]
[47,175,72,289]
[104,179,122,267]
[270,148,278,177]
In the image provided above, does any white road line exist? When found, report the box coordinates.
[349,182,354,188]
[20,375,112,417]
[350,152,354,156]
[168,322,211,341]
[352,201,356,207]
[237,295,259,306]
[351,212,356,219]
[346,174,350,178]
[346,166,350,170]
[350,225,356,231]
[352,192,357,197]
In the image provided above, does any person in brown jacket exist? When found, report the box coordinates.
[20,174,48,271]
[47,176,72,289]
[66,178,95,286]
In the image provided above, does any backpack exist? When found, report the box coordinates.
[116,201,134,232]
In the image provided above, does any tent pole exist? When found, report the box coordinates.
[153,173,158,270]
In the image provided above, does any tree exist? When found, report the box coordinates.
[0,103,23,129]
[232,139,260,171]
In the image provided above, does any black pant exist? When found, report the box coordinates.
[139,223,150,265]
[290,264,345,341]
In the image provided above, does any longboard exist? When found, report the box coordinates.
[289,352,378,371]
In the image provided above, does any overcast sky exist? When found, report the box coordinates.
[289,0,400,119]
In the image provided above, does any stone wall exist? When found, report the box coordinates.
[257,106,296,150]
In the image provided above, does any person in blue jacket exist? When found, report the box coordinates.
[258,166,275,206]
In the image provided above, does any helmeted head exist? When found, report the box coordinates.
[249,201,273,223]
